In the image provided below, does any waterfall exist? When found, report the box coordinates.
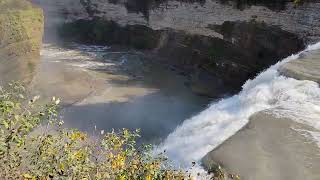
[156,42,320,170]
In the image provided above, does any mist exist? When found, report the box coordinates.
[31,0,86,43]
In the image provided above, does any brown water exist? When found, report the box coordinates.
[30,43,210,143]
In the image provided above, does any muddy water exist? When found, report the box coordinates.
[31,44,210,143]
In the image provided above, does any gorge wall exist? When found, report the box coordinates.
[0,0,43,85]
[32,0,320,97]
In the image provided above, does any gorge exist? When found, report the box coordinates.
[1,0,320,179]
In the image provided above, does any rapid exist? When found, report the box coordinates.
[157,42,320,172]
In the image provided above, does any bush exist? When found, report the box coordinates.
[0,82,188,180]
[0,82,235,180]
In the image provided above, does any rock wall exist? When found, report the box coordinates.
[32,0,320,96]
[59,18,303,96]
[0,0,44,85]
[45,0,320,43]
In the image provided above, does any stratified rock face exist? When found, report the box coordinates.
[0,0,44,84]
[280,49,320,83]
[32,0,320,96]
[202,110,320,180]
[48,0,320,43]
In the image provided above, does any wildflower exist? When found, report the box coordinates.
[145,175,151,180]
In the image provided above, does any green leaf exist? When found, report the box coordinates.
[2,121,9,129]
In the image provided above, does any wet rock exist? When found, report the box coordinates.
[0,0,43,84]
[279,49,320,83]
[208,20,303,69]
[59,19,161,49]
[202,110,320,180]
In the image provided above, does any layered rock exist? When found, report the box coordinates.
[32,0,320,96]
[41,0,320,43]
[0,0,43,84]
[202,110,320,180]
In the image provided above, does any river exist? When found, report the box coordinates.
[157,42,320,173]
[30,42,320,179]
[30,43,210,144]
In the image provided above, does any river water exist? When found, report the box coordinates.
[30,43,210,143]
[156,42,320,174]
[31,42,320,179]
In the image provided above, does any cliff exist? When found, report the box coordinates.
[0,0,44,84]
[32,0,319,96]
[34,0,320,42]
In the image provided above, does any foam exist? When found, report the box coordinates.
[156,43,320,175]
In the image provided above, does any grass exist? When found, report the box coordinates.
[0,0,43,83]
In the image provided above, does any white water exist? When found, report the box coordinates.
[157,42,320,172]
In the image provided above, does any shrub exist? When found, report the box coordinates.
[0,82,188,180]
[0,82,233,180]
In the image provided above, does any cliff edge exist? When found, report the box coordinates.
[0,0,44,84]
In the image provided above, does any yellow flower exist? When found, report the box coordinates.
[71,150,83,160]
[70,131,86,141]
[145,175,151,180]
[22,173,36,180]
[58,163,65,171]
[115,175,125,180]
